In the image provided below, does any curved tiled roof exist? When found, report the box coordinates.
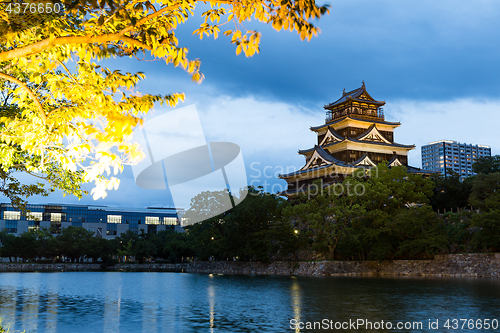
[298,147,315,155]
[283,146,351,178]
[352,153,376,166]
[387,155,402,166]
[355,124,376,140]
[324,83,385,109]
[315,145,344,164]
[298,146,349,165]
[278,162,334,178]
[356,124,392,144]
[320,138,415,150]
[320,127,344,144]
[310,116,401,131]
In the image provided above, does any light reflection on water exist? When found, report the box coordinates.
[0,272,500,332]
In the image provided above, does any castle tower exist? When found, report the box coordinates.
[279,82,425,196]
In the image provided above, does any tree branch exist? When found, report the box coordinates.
[0,72,46,123]
[121,36,153,51]
[0,3,182,62]
[57,60,84,89]
[25,170,49,181]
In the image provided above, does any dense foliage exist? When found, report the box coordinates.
[1,158,500,263]
[0,0,329,204]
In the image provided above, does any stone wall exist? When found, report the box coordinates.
[1,254,499,277]
[0,263,102,271]
[0,262,188,272]
[186,253,500,278]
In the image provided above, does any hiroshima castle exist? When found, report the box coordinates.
[279,82,428,196]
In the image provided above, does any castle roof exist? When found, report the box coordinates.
[328,138,415,149]
[324,82,385,109]
[310,116,401,131]
[300,138,415,154]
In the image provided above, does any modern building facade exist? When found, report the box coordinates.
[0,203,185,238]
[421,140,492,178]
[279,82,428,196]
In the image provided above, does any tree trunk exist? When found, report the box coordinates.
[330,236,341,260]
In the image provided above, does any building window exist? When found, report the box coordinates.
[145,216,160,225]
[27,212,43,221]
[51,213,62,222]
[147,224,158,234]
[5,220,17,233]
[163,217,177,225]
[3,211,21,220]
[107,223,117,235]
[107,215,122,223]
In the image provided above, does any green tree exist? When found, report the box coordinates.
[429,171,473,212]
[286,164,442,260]
[443,211,474,253]
[184,186,289,261]
[16,231,39,262]
[469,173,500,212]
[31,228,58,260]
[472,156,500,175]
[133,231,157,263]
[0,230,17,262]
[471,210,500,252]
[268,217,308,261]
[469,172,500,251]
[359,164,436,260]
[116,230,138,261]
[158,230,193,262]
[221,187,289,261]
[0,0,329,202]
[56,226,95,262]
[85,236,117,263]
[184,219,223,260]
[285,178,366,260]
[388,206,448,259]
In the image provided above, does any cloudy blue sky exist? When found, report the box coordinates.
[6,0,500,209]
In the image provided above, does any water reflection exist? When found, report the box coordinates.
[0,273,500,332]
[103,273,120,333]
[21,273,40,332]
[208,280,215,333]
[0,286,16,330]
[46,290,58,333]
[290,277,302,333]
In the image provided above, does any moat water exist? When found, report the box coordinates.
[1,272,500,332]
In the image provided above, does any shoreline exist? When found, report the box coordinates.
[1,253,499,278]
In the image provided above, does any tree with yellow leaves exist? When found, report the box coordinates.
[0,0,329,204]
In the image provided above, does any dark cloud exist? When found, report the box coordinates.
[107,0,500,108]
[167,0,500,104]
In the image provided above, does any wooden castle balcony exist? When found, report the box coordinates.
[325,107,385,123]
